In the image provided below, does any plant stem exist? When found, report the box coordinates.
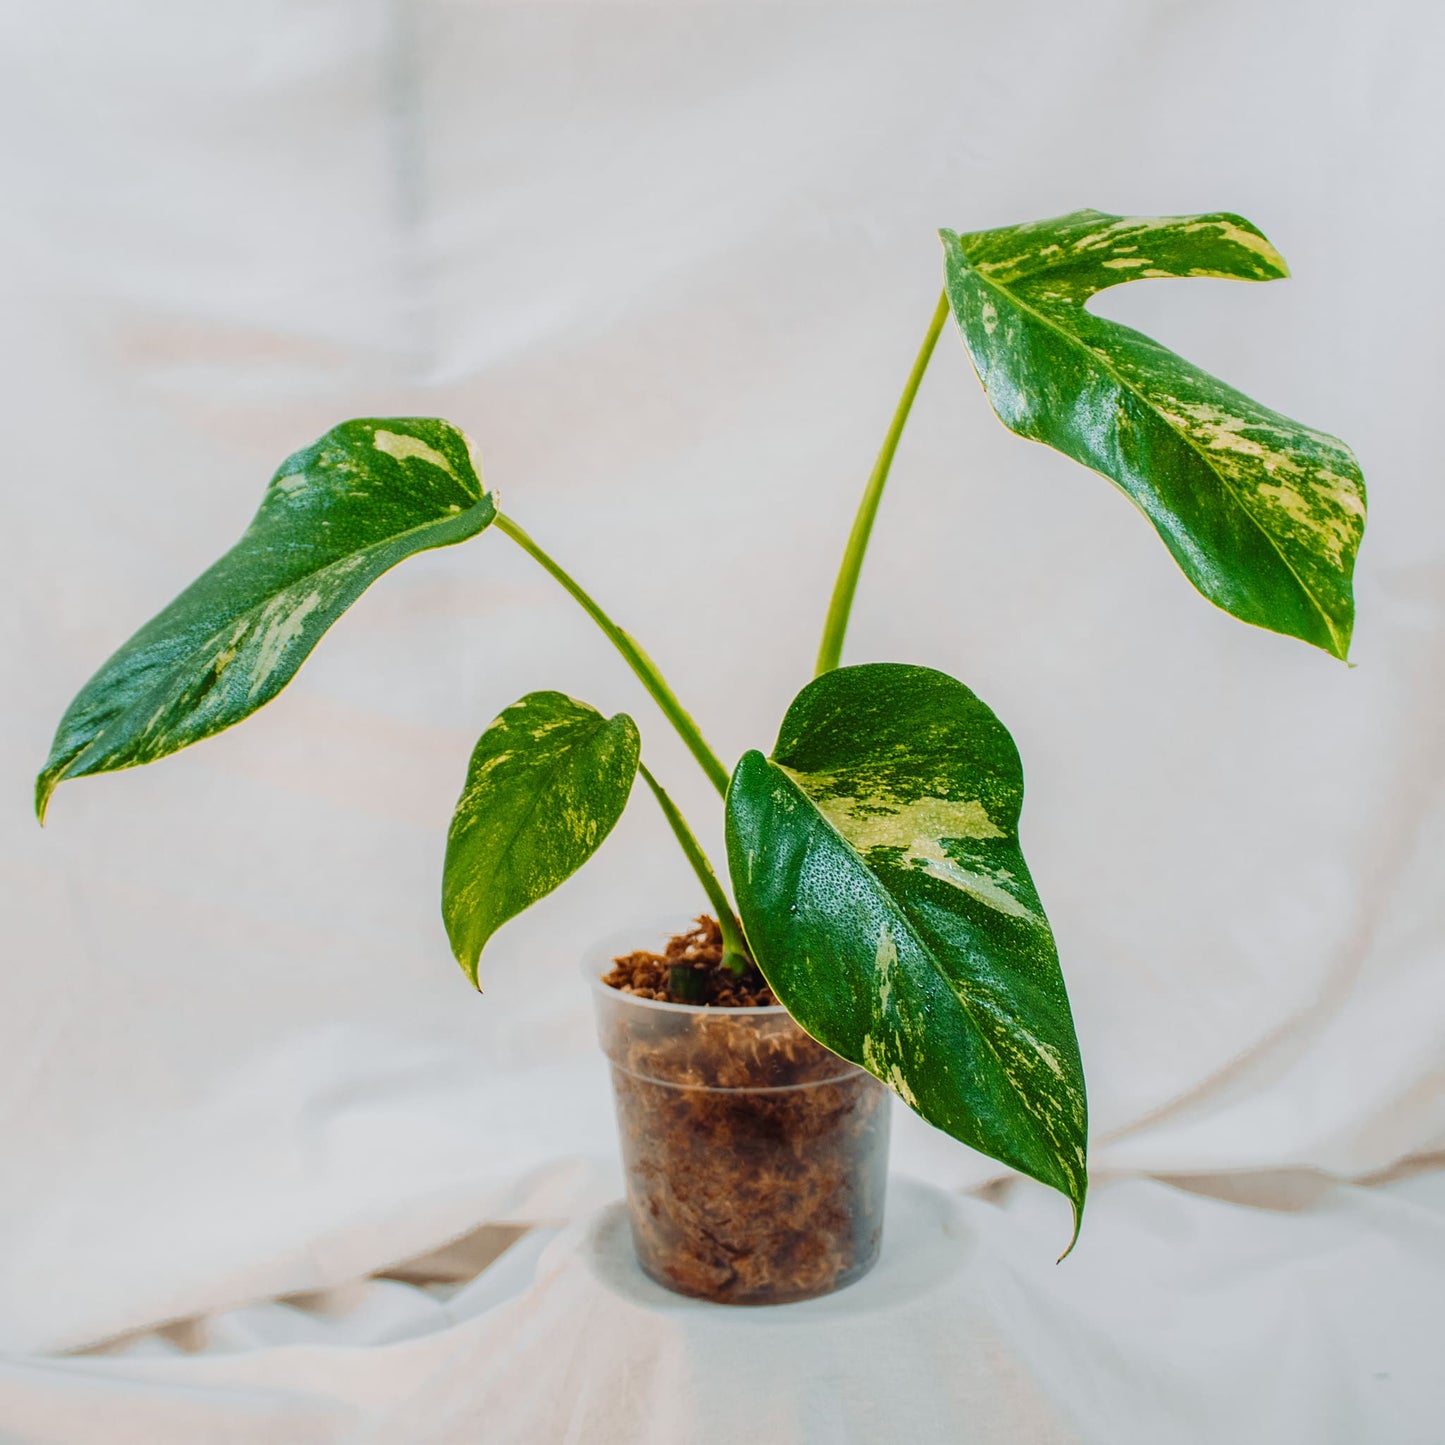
[638,762,749,973]
[495,512,731,797]
[814,288,950,676]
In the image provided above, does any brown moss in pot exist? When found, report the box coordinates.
[596,917,890,1305]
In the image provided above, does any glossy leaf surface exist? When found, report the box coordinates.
[37,419,493,819]
[941,210,1366,658]
[726,663,1087,1238]
[443,691,640,985]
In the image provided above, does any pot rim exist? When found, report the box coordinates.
[583,916,788,1017]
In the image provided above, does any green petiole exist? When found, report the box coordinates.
[815,288,950,676]
[639,762,749,976]
[495,512,731,798]
[495,511,748,971]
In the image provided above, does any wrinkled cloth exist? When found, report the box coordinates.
[2,0,1443,1439]
[3,1174,1443,1444]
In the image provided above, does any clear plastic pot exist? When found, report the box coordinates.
[588,932,890,1305]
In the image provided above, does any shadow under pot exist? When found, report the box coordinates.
[588,943,891,1306]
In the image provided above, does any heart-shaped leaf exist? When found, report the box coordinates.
[37,418,494,820]
[942,210,1366,658]
[443,691,640,985]
[726,663,1087,1242]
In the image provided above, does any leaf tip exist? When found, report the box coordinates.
[446,927,484,992]
[34,770,58,826]
[1056,1195,1086,1263]
[1322,607,1355,663]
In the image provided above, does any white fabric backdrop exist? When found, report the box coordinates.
[2,0,1443,1437]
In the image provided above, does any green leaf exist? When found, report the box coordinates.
[36,419,494,820]
[726,663,1087,1244]
[941,210,1366,659]
[443,691,640,985]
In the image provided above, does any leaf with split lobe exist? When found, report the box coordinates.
[443,692,641,986]
[942,209,1366,658]
[726,663,1087,1245]
[36,418,494,820]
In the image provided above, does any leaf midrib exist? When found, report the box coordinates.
[766,756,1075,1171]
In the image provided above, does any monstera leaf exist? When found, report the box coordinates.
[36,419,493,820]
[941,210,1366,658]
[726,663,1087,1241]
[443,692,640,985]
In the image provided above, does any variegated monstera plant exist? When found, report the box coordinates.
[38,212,1366,1250]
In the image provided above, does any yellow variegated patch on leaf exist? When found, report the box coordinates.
[942,210,1366,658]
[726,663,1088,1247]
[36,419,494,819]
